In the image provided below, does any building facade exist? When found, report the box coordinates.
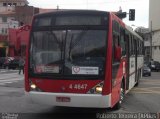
[0,0,29,57]
[135,27,151,62]
[0,0,29,7]
[0,0,40,57]
[0,0,57,58]
[149,0,160,62]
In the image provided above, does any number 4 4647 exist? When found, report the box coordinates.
[69,84,87,90]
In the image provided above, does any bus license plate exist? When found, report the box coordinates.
[56,97,70,102]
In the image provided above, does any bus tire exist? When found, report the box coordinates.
[5,66,9,70]
[113,83,124,110]
[135,70,140,87]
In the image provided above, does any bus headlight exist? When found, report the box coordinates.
[30,84,37,89]
[95,86,103,93]
[87,81,104,94]
[29,80,43,92]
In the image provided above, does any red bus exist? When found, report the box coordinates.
[25,10,143,109]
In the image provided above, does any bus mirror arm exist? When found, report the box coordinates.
[115,46,122,61]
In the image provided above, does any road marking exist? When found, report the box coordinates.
[0,71,24,86]
[131,87,160,94]
[141,80,160,81]
[137,87,160,89]
[0,73,24,80]
[0,72,19,75]
[131,91,160,94]
[0,70,19,73]
[5,82,12,83]
[140,80,160,86]
[0,83,5,85]
[0,80,19,85]
[0,78,23,83]
[0,70,6,73]
[0,77,23,86]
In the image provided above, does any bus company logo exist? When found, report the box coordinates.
[73,67,80,73]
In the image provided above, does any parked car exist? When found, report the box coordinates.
[3,57,19,69]
[150,61,160,72]
[0,57,5,68]
[143,64,151,76]
[0,57,14,69]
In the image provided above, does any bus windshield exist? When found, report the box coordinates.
[29,14,108,79]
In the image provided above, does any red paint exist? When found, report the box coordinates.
[111,58,126,107]
[8,25,30,57]
[111,13,125,28]
[25,18,33,92]
[0,35,7,42]
[25,11,139,108]
[30,78,102,94]
[102,13,113,95]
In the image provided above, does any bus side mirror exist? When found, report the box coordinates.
[115,46,122,61]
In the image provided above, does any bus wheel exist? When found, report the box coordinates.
[5,66,9,70]
[135,70,140,87]
[113,83,124,110]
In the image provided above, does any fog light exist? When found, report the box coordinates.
[95,86,102,93]
[30,84,36,89]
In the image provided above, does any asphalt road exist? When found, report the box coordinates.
[0,70,160,119]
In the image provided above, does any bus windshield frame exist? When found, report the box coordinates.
[29,11,109,80]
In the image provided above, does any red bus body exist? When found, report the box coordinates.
[25,10,143,109]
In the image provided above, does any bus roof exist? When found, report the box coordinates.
[126,25,143,41]
[33,10,143,41]
[34,10,109,18]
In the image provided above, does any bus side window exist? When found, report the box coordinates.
[139,40,141,55]
[129,35,132,56]
[112,33,120,86]
[137,40,139,55]
[134,39,137,55]
[125,33,129,57]
[113,34,120,62]
[120,28,126,56]
[112,20,121,62]
[131,38,133,55]
[140,41,142,55]
[131,37,135,56]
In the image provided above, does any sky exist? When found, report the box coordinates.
[27,0,149,28]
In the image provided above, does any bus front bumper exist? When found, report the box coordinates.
[25,92,111,108]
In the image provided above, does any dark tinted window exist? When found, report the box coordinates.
[31,31,62,74]
[3,3,7,6]
[13,3,17,6]
[34,15,108,27]
[30,30,107,76]
[34,17,52,26]
[64,30,106,75]
[55,16,107,25]
[30,12,108,79]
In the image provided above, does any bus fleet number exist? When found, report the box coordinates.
[69,84,87,90]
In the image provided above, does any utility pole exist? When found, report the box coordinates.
[86,0,88,9]
[150,21,152,61]
[115,7,127,20]
[57,5,59,10]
